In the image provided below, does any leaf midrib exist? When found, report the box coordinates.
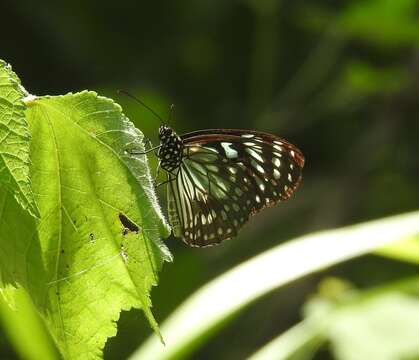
[40,100,69,356]
[37,97,160,296]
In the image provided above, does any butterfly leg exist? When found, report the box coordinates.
[129,138,162,155]
[144,137,153,150]
[153,163,161,182]
[145,137,161,156]
[156,172,177,188]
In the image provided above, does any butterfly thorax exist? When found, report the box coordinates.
[158,125,184,172]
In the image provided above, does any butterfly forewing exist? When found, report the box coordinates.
[166,129,304,247]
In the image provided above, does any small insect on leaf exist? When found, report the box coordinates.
[119,213,140,235]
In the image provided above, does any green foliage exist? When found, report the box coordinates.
[0,60,171,359]
[2,1,419,356]
[377,236,419,265]
[338,0,419,47]
[0,287,58,360]
[318,283,419,360]
[301,0,419,48]
[343,60,408,95]
[249,277,419,360]
[132,211,419,360]
[0,60,39,219]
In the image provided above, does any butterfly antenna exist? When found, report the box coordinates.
[168,104,175,124]
[117,89,165,125]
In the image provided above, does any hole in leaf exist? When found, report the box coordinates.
[118,213,139,235]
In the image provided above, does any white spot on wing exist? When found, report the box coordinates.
[251,159,265,174]
[273,158,281,167]
[246,147,264,162]
[218,181,228,192]
[207,214,213,224]
[221,142,238,159]
[189,146,200,153]
[202,146,219,153]
[207,165,219,173]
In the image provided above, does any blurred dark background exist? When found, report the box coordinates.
[2,0,419,359]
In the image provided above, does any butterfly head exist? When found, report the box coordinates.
[158,125,184,172]
[158,125,173,139]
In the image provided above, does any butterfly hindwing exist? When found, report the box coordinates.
[166,129,304,247]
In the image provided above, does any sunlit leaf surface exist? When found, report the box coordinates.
[0,89,171,359]
[0,60,39,218]
[0,287,59,360]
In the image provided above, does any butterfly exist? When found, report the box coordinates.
[119,91,304,247]
[152,125,305,247]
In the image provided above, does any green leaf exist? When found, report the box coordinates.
[0,60,40,218]
[299,0,419,48]
[343,60,408,95]
[0,287,59,360]
[0,91,171,359]
[338,0,419,47]
[328,292,419,360]
[131,210,419,360]
[376,235,419,265]
[247,320,325,360]
[248,277,419,360]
